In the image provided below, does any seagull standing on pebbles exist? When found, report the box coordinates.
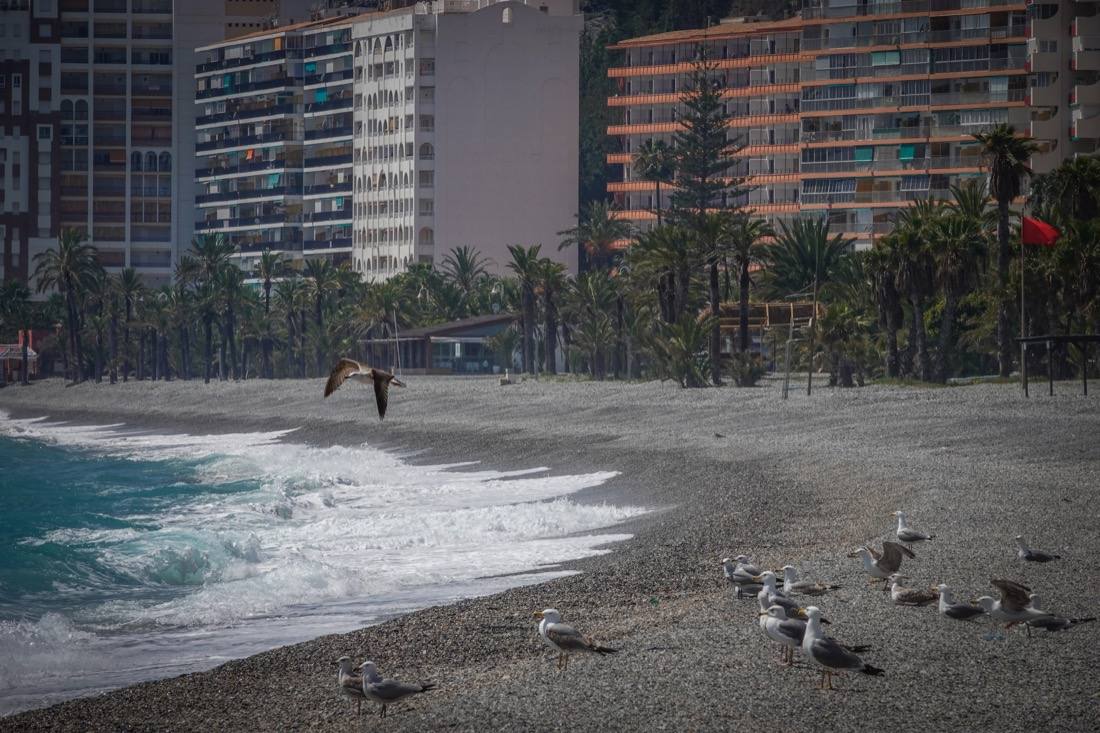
[936,584,986,621]
[336,656,366,716]
[1024,594,1097,633]
[1015,536,1061,563]
[782,565,839,596]
[755,571,810,620]
[535,609,617,671]
[801,607,884,689]
[887,574,938,606]
[892,511,933,547]
[358,661,434,719]
[324,358,406,420]
[848,542,916,586]
[974,579,1055,632]
[722,556,764,599]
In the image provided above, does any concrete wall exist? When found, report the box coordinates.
[433,1,580,274]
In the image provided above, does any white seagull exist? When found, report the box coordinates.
[974,579,1055,631]
[535,608,617,671]
[1014,535,1061,563]
[324,358,406,420]
[849,541,916,585]
[782,565,839,596]
[336,656,366,717]
[936,584,985,621]
[887,574,938,606]
[755,571,809,620]
[761,605,871,667]
[722,556,764,599]
[358,661,434,719]
[801,606,884,689]
[892,511,933,547]
[1024,594,1096,633]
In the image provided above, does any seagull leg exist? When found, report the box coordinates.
[380,704,387,719]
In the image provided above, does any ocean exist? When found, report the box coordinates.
[0,413,641,715]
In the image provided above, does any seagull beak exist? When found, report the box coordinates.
[750,575,763,582]
[533,611,544,619]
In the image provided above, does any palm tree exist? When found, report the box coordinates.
[973,124,1038,377]
[275,276,308,378]
[633,139,676,226]
[1031,154,1100,223]
[507,244,542,374]
[304,259,345,375]
[930,212,987,382]
[558,201,632,271]
[727,216,773,353]
[627,224,689,322]
[216,264,245,380]
[892,201,941,382]
[864,241,904,378]
[768,218,851,393]
[0,280,32,385]
[32,227,102,383]
[172,256,199,380]
[653,314,713,388]
[117,267,145,381]
[441,246,491,311]
[537,257,567,374]
[564,271,617,379]
[255,249,283,378]
[694,211,733,385]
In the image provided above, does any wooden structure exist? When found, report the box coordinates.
[1016,334,1099,397]
[716,301,823,358]
[360,313,518,375]
[0,344,38,382]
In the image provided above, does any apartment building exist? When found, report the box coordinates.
[0,0,312,292]
[607,0,1099,249]
[195,0,583,280]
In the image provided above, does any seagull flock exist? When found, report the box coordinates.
[332,510,1092,717]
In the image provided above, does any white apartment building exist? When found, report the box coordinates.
[195,0,582,280]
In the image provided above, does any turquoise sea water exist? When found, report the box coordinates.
[0,415,638,715]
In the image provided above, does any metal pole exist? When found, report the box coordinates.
[1083,341,1088,396]
[1022,342,1029,398]
[783,339,793,400]
[807,249,819,397]
[1020,236,1026,393]
[1047,339,1053,397]
[392,309,401,376]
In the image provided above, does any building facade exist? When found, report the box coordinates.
[195,0,582,279]
[0,0,312,292]
[607,0,1098,249]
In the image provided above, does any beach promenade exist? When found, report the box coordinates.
[1,377,1097,731]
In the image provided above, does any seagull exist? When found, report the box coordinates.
[722,556,763,599]
[760,605,870,667]
[936,584,985,621]
[1015,536,1061,563]
[755,571,808,620]
[974,579,1055,631]
[848,542,916,585]
[336,656,366,717]
[535,609,617,671]
[782,565,839,596]
[886,574,938,606]
[1024,594,1097,633]
[358,661,434,719]
[892,511,933,547]
[800,606,884,689]
[324,358,406,420]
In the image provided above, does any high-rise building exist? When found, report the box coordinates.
[606,0,1098,250]
[0,0,313,292]
[194,0,583,279]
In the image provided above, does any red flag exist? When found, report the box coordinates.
[1021,216,1059,247]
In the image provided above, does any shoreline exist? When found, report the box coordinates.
[1,378,1098,731]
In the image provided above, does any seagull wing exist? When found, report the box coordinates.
[879,541,916,572]
[992,579,1032,612]
[325,358,364,398]
[339,673,365,696]
[371,371,392,420]
[545,623,615,654]
[895,587,937,605]
[366,679,430,702]
[810,636,865,671]
[775,618,806,643]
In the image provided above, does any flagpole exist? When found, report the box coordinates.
[1020,230,1026,395]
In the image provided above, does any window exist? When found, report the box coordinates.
[12,73,21,88]
[38,125,51,139]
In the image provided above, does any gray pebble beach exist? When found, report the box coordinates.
[0,376,1097,732]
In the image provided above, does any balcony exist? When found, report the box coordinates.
[196,186,292,204]
[1028,83,1062,107]
[92,0,126,11]
[195,130,290,152]
[131,0,171,12]
[304,68,353,86]
[1073,38,1100,71]
[303,237,352,251]
[1072,109,1100,138]
[197,76,293,100]
[1031,112,1062,140]
[195,213,288,231]
[196,102,295,127]
[304,209,351,223]
[303,153,352,169]
[1073,83,1100,106]
[132,106,172,122]
[304,42,350,59]
[195,49,291,75]
[801,0,1017,20]
[93,81,127,96]
[1028,51,1060,73]
[304,98,352,115]
[195,157,291,178]
[131,25,171,40]
[304,125,352,141]
[801,188,955,205]
[303,181,351,196]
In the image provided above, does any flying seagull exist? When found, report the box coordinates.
[849,542,916,585]
[336,656,366,717]
[886,574,938,606]
[535,608,617,671]
[974,579,1055,631]
[801,606,884,689]
[936,584,985,621]
[324,358,406,420]
[722,556,763,599]
[781,565,839,596]
[760,605,869,667]
[358,661,434,719]
[1025,594,1096,633]
[892,511,933,547]
[1015,536,1061,563]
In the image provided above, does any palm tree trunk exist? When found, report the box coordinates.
[299,308,308,377]
[219,325,228,381]
[560,322,571,373]
[203,315,213,384]
[738,262,751,352]
[523,288,535,375]
[138,328,146,381]
[543,294,557,375]
[21,341,30,385]
[314,296,325,376]
[123,306,131,382]
[675,264,690,320]
[227,306,239,380]
[151,329,159,381]
[614,295,624,379]
[885,313,900,379]
[911,295,931,381]
[709,260,722,386]
[996,198,1012,378]
[655,180,661,227]
[94,329,104,383]
[936,292,958,383]
[109,315,118,384]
